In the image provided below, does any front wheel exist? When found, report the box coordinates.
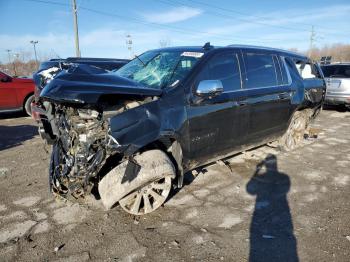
[119,176,172,215]
[24,94,34,116]
[98,149,175,214]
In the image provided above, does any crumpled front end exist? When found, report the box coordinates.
[35,64,170,210]
[43,96,159,203]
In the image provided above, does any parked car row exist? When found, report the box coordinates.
[31,43,326,215]
[0,57,129,116]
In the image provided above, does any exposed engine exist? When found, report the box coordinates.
[47,98,146,200]
[50,106,109,199]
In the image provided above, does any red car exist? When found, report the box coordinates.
[0,70,35,116]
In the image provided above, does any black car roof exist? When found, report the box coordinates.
[150,45,307,60]
[227,44,306,59]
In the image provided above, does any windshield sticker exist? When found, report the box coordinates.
[181,52,204,58]
[181,60,192,68]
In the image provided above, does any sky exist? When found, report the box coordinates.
[0,0,349,62]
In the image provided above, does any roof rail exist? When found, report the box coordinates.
[202,42,213,50]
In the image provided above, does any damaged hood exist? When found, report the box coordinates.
[39,64,162,104]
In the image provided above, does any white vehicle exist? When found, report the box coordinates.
[321,63,350,109]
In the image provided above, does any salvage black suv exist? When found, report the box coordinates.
[32,43,326,215]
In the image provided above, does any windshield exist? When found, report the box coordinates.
[115,50,203,89]
[321,65,350,78]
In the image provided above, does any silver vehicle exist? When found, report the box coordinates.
[321,63,350,108]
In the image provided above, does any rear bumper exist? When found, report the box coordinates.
[325,93,350,105]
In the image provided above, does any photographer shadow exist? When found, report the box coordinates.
[246,154,298,262]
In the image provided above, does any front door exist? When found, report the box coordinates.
[186,51,249,167]
[0,74,18,111]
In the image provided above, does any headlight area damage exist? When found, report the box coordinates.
[36,64,178,215]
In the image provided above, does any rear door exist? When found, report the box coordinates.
[186,51,249,165]
[241,51,293,144]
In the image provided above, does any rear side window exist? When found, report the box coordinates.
[321,65,350,78]
[295,62,315,79]
[196,52,241,92]
[244,53,278,88]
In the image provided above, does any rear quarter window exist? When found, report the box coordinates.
[321,65,350,78]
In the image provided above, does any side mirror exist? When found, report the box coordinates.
[196,80,224,97]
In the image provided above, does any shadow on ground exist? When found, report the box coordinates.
[0,124,37,151]
[323,104,350,112]
[247,154,299,262]
[0,111,27,120]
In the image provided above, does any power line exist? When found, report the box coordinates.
[309,25,316,57]
[20,0,347,46]
[156,0,296,38]
[187,0,350,36]
[187,0,317,30]
[158,0,307,32]
[20,0,286,44]
[22,0,67,7]
[157,0,350,37]
[80,6,284,42]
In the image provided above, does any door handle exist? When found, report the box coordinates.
[238,101,247,106]
[278,92,290,100]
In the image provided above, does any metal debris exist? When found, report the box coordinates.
[54,243,65,252]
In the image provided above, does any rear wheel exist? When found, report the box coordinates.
[280,110,310,151]
[24,94,34,116]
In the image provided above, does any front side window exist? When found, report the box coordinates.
[196,53,241,92]
[116,50,203,89]
[244,53,278,89]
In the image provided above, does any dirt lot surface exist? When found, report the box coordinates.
[0,109,349,262]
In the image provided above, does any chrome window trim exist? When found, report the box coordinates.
[222,85,290,93]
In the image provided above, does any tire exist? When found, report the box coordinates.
[24,94,34,116]
[98,149,176,215]
[280,110,310,151]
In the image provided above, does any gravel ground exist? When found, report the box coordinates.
[0,109,349,262]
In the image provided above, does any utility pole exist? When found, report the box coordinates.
[71,0,81,57]
[5,49,16,75]
[13,54,19,76]
[309,25,316,58]
[6,49,11,64]
[126,34,133,59]
[30,40,39,66]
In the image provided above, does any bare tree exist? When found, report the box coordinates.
[305,43,350,62]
